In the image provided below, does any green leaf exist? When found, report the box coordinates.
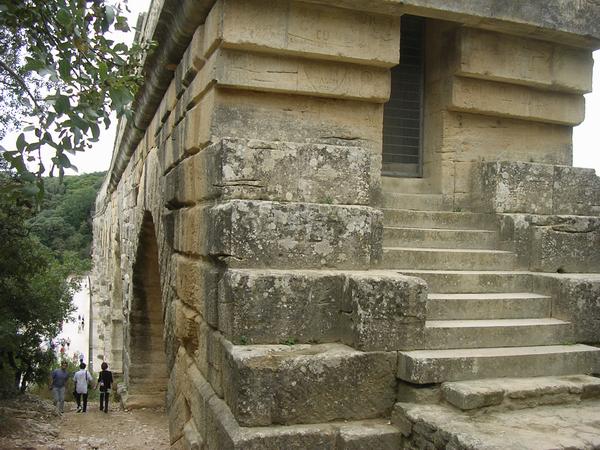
[58,59,72,80]
[90,123,100,140]
[54,95,70,115]
[109,86,134,110]
[16,133,27,152]
[56,9,72,27]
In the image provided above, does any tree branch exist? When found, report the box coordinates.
[0,58,41,112]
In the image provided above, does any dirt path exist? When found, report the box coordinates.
[0,394,170,449]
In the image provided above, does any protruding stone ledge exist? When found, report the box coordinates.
[209,0,400,68]
[453,28,593,94]
[448,77,585,126]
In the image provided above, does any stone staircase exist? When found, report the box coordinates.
[381,175,600,447]
[381,176,600,383]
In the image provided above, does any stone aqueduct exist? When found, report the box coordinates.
[91,0,600,448]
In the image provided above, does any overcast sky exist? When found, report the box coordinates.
[2,3,599,176]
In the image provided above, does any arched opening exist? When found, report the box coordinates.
[125,212,168,408]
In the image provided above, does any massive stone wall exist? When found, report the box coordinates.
[90,0,600,447]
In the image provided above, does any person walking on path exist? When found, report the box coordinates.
[73,362,93,413]
[96,362,114,413]
[49,361,69,415]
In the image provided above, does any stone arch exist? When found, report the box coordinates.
[124,211,168,408]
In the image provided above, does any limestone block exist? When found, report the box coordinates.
[185,363,214,441]
[529,219,600,273]
[455,28,593,94]
[480,161,554,214]
[336,423,401,450]
[342,271,427,351]
[209,200,383,269]
[183,90,215,153]
[214,0,399,67]
[183,421,203,450]
[501,214,600,273]
[448,76,585,126]
[172,254,220,326]
[553,166,600,216]
[173,299,200,351]
[165,145,220,206]
[206,329,226,398]
[215,49,391,102]
[173,204,212,257]
[216,138,373,205]
[222,342,396,426]
[166,138,374,206]
[218,269,344,344]
[194,319,211,379]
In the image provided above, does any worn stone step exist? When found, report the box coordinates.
[392,400,600,450]
[382,176,434,194]
[397,344,600,384]
[441,375,600,411]
[398,270,533,293]
[382,209,497,230]
[382,192,452,211]
[380,247,518,270]
[221,341,397,427]
[122,393,166,409]
[427,292,552,320]
[424,318,573,349]
[383,226,498,249]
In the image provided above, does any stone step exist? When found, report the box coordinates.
[382,192,452,211]
[398,270,533,293]
[397,344,600,384]
[427,292,552,320]
[122,393,166,409]
[441,375,600,411]
[380,247,518,270]
[221,342,397,427]
[383,226,498,249]
[382,209,497,230]
[424,318,573,350]
[382,176,433,193]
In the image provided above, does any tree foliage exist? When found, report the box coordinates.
[30,172,105,270]
[0,159,77,397]
[0,0,147,196]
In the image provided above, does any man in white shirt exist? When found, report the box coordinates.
[73,362,93,412]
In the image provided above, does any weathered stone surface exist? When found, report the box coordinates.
[393,399,600,450]
[342,272,427,351]
[215,49,391,102]
[553,166,600,216]
[222,341,397,426]
[208,200,383,269]
[479,161,556,214]
[172,254,220,326]
[530,222,600,273]
[218,269,344,345]
[448,76,585,126]
[442,375,600,411]
[215,0,400,67]
[454,28,593,94]
[535,273,600,343]
[336,422,401,449]
[166,138,374,206]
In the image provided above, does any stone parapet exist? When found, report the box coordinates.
[534,273,600,344]
[477,161,600,216]
[498,214,600,273]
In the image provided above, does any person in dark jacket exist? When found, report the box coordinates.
[96,362,114,413]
